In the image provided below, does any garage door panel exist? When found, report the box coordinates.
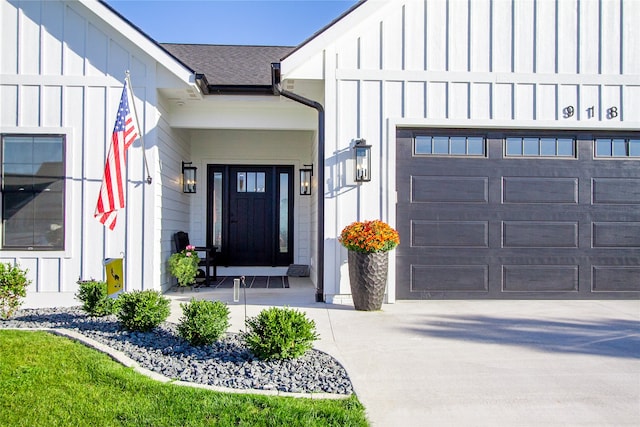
[592,267,640,292]
[412,220,488,247]
[592,178,640,204]
[503,177,578,203]
[502,265,579,292]
[411,265,489,293]
[592,222,640,247]
[502,221,578,248]
[412,176,489,203]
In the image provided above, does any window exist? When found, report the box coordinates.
[237,172,265,192]
[595,138,640,158]
[1,135,65,250]
[506,137,575,157]
[415,135,486,156]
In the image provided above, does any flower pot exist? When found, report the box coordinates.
[347,251,388,311]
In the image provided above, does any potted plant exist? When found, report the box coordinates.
[168,245,200,288]
[339,220,400,311]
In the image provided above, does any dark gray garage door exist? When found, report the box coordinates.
[396,130,640,299]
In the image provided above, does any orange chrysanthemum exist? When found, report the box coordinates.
[339,220,400,253]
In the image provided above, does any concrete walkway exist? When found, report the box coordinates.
[166,279,640,427]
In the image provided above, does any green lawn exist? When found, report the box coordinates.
[0,330,369,427]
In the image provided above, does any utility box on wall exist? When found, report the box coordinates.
[104,258,124,297]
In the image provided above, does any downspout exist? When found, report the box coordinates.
[271,63,325,303]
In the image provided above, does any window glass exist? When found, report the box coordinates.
[557,139,574,156]
[629,139,640,157]
[415,136,432,154]
[212,172,222,251]
[467,137,484,155]
[540,138,556,156]
[2,135,65,250]
[256,172,265,192]
[433,136,449,154]
[506,138,522,156]
[612,139,627,157]
[523,138,539,156]
[237,172,246,192]
[246,172,256,192]
[450,137,466,155]
[595,139,612,157]
[279,173,288,253]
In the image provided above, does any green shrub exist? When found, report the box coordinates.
[116,290,170,332]
[178,299,230,346]
[75,280,117,316]
[244,307,319,360]
[0,263,30,319]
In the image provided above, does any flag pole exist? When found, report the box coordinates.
[125,71,152,184]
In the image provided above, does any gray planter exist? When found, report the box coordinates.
[348,251,388,311]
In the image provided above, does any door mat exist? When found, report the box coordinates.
[205,276,289,289]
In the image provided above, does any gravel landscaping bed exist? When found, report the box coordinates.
[0,307,353,395]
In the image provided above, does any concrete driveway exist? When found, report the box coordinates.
[166,279,640,426]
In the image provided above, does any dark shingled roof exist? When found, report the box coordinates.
[161,44,295,86]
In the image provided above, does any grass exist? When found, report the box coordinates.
[0,330,369,426]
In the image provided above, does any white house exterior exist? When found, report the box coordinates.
[1,0,638,308]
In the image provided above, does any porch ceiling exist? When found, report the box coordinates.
[166,95,317,131]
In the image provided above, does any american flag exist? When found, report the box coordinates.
[95,81,139,230]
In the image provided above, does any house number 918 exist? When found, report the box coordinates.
[562,106,619,120]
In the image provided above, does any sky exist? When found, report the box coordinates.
[103,0,359,46]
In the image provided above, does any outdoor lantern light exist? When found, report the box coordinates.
[353,138,371,182]
[182,161,197,193]
[300,164,313,195]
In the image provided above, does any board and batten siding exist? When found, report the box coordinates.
[312,0,640,302]
[0,0,162,306]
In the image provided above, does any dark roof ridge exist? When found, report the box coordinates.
[162,42,295,49]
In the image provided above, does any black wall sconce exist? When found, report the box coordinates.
[353,138,371,182]
[300,164,313,195]
[182,161,197,193]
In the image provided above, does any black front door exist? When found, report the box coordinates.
[207,165,294,266]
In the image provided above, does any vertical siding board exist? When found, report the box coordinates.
[63,85,85,284]
[108,39,130,78]
[492,0,513,72]
[405,81,426,118]
[494,83,514,120]
[385,81,404,119]
[1,0,19,74]
[600,0,621,74]
[87,23,108,76]
[622,0,639,74]
[19,0,41,75]
[84,86,107,280]
[602,85,622,122]
[360,22,381,70]
[41,0,64,76]
[20,85,41,127]
[450,82,470,119]
[43,85,62,127]
[470,0,491,72]
[580,84,601,121]
[404,0,425,71]
[515,83,535,120]
[427,81,448,119]
[536,0,557,74]
[426,0,447,71]
[513,0,535,73]
[0,85,18,127]
[579,0,599,74]
[557,0,578,73]
[449,0,469,72]
[39,258,61,292]
[337,37,358,70]
[63,5,86,75]
[558,84,578,121]
[623,86,640,123]
[382,6,404,70]
[471,82,491,120]
[537,83,557,121]
[361,80,382,214]
[337,80,359,188]
[18,258,38,293]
